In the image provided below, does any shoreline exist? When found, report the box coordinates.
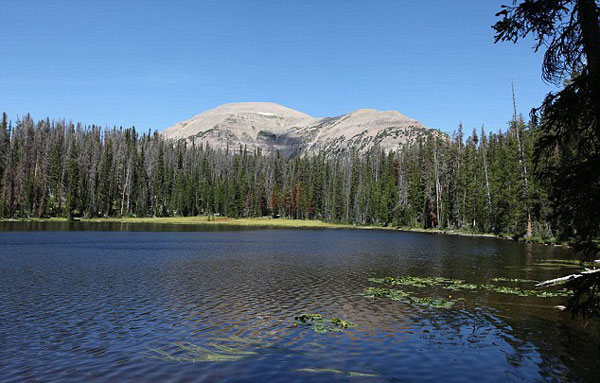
[0,216,389,231]
[0,217,567,246]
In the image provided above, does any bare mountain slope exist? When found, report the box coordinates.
[163,102,442,155]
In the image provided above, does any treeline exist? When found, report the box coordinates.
[0,112,555,239]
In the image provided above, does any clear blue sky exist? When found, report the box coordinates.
[0,0,553,134]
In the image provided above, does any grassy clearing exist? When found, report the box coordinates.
[4,216,393,230]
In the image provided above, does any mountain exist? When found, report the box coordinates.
[162,102,442,155]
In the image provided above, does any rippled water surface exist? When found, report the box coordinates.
[1,223,598,382]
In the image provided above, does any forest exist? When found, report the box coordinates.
[0,110,557,242]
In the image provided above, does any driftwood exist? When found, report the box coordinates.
[536,268,600,288]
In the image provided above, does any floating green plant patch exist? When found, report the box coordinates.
[367,277,398,285]
[293,314,356,333]
[491,277,539,283]
[330,317,354,330]
[409,296,455,308]
[442,282,479,291]
[362,287,456,308]
[145,340,257,363]
[297,368,378,377]
[295,313,323,322]
[362,287,411,300]
[383,276,461,287]
[369,276,476,291]
[481,284,571,297]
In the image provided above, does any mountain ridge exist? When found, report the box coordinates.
[162,102,443,155]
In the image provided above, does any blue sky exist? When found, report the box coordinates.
[0,0,553,134]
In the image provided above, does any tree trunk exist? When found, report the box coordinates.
[512,83,532,237]
[120,164,130,217]
[481,126,495,233]
[577,0,600,133]
[433,138,441,228]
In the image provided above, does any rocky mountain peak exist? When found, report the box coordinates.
[162,103,442,155]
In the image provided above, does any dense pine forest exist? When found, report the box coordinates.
[0,111,557,241]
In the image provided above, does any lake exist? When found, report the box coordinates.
[0,223,598,382]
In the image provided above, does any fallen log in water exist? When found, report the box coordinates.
[536,268,600,288]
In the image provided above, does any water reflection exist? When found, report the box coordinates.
[0,226,597,382]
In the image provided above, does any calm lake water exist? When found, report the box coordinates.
[0,222,598,382]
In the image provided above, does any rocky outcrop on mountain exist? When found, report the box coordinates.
[162,102,442,155]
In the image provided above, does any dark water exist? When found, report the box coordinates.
[0,223,598,383]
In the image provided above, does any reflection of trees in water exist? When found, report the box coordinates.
[421,303,598,382]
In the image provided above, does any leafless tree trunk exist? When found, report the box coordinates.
[512,82,532,237]
[433,138,441,228]
[481,126,495,233]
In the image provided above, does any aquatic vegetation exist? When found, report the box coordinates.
[368,277,399,285]
[145,340,257,363]
[409,296,455,308]
[369,276,477,291]
[481,284,571,297]
[369,276,463,288]
[362,287,455,308]
[491,277,538,283]
[330,317,354,330]
[362,287,411,300]
[442,282,479,291]
[212,334,271,347]
[297,367,378,377]
[293,314,356,333]
[533,259,597,271]
[367,275,572,302]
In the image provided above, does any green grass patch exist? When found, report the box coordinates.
[11,216,396,231]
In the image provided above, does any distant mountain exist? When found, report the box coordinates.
[162,102,443,155]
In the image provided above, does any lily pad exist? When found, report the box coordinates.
[293,314,356,333]
[362,286,456,308]
[481,284,571,297]
[369,275,475,291]
[410,296,455,308]
[367,275,571,302]
[362,287,410,300]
